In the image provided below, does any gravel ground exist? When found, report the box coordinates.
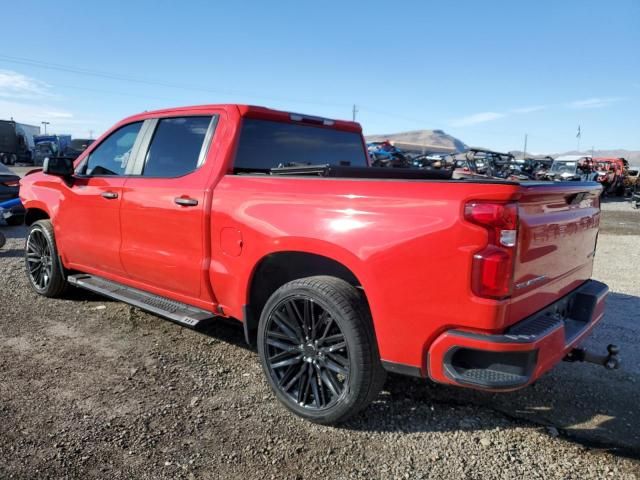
[0,197,638,479]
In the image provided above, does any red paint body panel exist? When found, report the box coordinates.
[505,184,601,325]
[19,104,608,390]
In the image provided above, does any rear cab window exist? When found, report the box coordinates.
[233,119,368,173]
[142,116,214,178]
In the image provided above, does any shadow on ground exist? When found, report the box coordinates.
[189,292,640,459]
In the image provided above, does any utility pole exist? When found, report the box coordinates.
[576,125,581,152]
[523,133,528,159]
[352,104,358,122]
[41,121,50,135]
[591,146,595,158]
[89,129,94,139]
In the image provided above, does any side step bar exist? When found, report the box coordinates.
[68,274,214,328]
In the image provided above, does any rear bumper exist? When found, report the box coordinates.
[426,279,608,390]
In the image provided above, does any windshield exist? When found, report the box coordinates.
[233,119,367,172]
[551,161,577,174]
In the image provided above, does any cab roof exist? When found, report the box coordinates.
[120,104,362,133]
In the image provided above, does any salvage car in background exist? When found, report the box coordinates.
[0,162,19,203]
[522,157,554,180]
[624,168,639,196]
[66,138,95,159]
[367,141,412,168]
[633,177,640,208]
[547,155,597,182]
[450,149,528,180]
[593,157,628,196]
[0,163,25,225]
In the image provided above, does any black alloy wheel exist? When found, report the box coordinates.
[26,228,53,290]
[264,295,350,410]
[257,276,386,424]
[24,220,68,297]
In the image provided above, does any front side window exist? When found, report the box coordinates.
[85,122,143,176]
[233,119,368,172]
[142,116,213,177]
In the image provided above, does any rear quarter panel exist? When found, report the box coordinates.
[210,176,520,367]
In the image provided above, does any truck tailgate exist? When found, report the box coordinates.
[507,182,602,324]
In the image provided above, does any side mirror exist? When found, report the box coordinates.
[43,156,74,177]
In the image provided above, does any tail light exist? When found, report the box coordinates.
[464,202,518,299]
[1,179,19,188]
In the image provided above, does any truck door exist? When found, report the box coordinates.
[57,121,143,276]
[119,115,218,304]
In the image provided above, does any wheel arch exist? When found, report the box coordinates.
[25,206,51,226]
[243,250,372,346]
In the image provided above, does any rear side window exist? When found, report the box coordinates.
[233,119,368,172]
[142,116,213,177]
[85,121,143,176]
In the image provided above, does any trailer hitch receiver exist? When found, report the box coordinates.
[564,344,620,370]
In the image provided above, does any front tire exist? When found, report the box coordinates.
[25,220,68,297]
[257,276,385,424]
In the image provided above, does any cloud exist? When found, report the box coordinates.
[451,103,548,127]
[44,110,74,118]
[0,98,103,136]
[0,99,72,122]
[566,97,623,109]
[511,105,547,114]
[0,71,103,136]
[0,70,52,99]
[450,111,506,127]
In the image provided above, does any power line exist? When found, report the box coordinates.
[0,54,350,109]
[0,54,440,127]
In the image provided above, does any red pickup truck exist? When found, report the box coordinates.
[19,104,614,424]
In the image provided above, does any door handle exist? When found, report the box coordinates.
[174,197,198,207]
[101,191,118,199]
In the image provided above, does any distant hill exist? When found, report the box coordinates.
[366,129,467,153]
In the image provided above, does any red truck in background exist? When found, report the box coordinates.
[593,157,628,196]
[19,105,617,424]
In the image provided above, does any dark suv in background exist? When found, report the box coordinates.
[0,163,24,225]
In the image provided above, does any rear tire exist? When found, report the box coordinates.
[25,220,68,297]
[257,276,386,424]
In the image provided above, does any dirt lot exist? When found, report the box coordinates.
[1,195,639,479]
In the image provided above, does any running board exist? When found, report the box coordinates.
[67,274,214,328]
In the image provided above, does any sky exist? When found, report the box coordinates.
[0,0,638,154]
